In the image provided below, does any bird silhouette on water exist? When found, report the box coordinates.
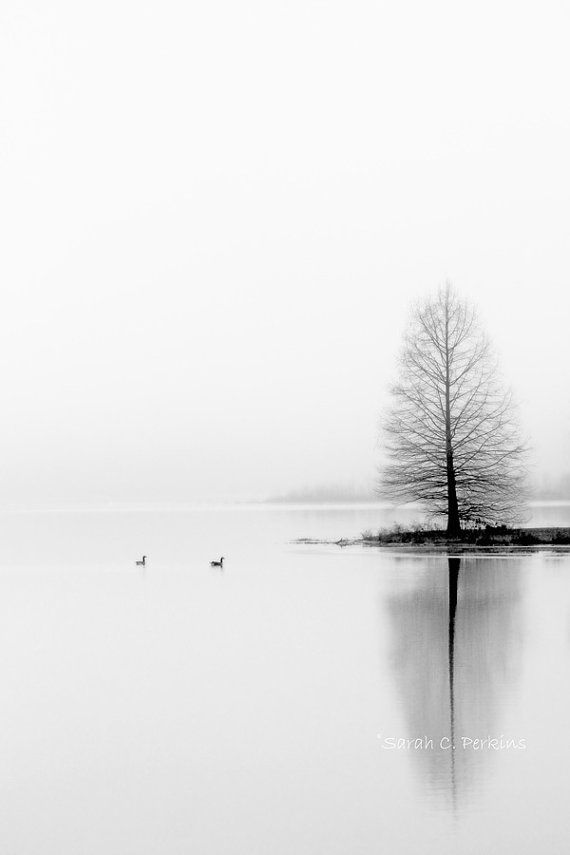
[210,557,224,567]
[136,555,147,566]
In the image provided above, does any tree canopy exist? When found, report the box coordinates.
[380,285,527,534]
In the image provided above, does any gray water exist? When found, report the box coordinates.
[1,503,570,854]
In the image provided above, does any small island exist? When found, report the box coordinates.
[296,524,570,552]
[362,523,570,550]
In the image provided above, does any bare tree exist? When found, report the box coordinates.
[380,284,527,535]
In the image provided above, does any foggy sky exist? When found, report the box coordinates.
[1,0,569,505]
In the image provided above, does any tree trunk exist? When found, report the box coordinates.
[445,290,461,537]
[446,453,461,536]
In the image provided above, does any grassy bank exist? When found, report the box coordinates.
[361,524,570,548]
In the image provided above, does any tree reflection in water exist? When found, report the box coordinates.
[386,556,524,809]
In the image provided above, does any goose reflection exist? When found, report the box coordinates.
[387,556,524,809]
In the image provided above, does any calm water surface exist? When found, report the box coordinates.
[1,503,569,854]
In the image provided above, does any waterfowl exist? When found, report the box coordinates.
[210,557,224,567]
[136,555,147,566]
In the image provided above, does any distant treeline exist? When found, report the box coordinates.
[533,473,570,501]
[265,483,376,503]
[266,477,570,504]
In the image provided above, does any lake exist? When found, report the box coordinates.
[1,502,570,853]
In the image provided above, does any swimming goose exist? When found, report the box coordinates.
[210,556,224,567]
[136,555,147,566]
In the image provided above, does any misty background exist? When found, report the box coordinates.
[1,0,569,506]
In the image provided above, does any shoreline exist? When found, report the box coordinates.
[295,526,570,553]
